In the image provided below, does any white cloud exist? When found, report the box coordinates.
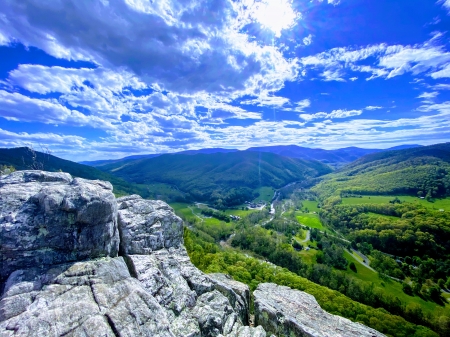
[365,106,383,110]
[417,91,439,104]
[0,90,111,128]
[438,0,450,13]
[430,64,450,78]
[300,109,362,121]
[250,0,300,38]
[299,36,450,81]
[303,34,313,46]
[241,95,290,107]
[0,0,299,97]
[432,84,450,90]
[349,77,358,81]
[320,69,346,82]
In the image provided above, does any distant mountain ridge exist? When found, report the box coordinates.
[80,148,237,166]
[312,142,450,198]
[81,144,422,168]
[97,151,332,208]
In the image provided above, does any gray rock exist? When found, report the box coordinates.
[209,273,250,325]
[125,248,256,337]
[0,171,267,337]
[0,257,173,337]
[0,171,119,286]
[254,283,385,337]
[117,195,183,254]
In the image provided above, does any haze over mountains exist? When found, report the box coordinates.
[80,144,422,168]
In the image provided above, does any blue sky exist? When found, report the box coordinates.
[0,0,450,161]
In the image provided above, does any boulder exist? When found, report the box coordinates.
[117,195,183,254]
[0,171,119,287]
[254,283,385,337]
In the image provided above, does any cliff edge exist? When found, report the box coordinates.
[0,171,384,337]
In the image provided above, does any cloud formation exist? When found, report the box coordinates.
[0,0,298,96]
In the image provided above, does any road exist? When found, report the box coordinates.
[298,230,310,243]
[187,205,204,223]
[348,249,377,272]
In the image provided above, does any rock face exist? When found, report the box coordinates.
[0,171,266,337]
[117,195,184,254]
[0,171,119,287]
[254,283,386,337]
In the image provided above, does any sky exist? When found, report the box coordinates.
[1,0,450,161]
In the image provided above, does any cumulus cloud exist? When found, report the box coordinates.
[299,35,450,81]
[0,0,299,97]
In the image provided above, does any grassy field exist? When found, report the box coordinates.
[301,200,320,212]
[224,208,259,217]
[295,213,324,230]
[342,250,450,316]
[170,202,258,225]
[342,195,450,211]
[298,248,318,264]
[254,186,275,202]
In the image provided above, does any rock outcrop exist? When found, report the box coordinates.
[0,171,119,287]
[0,171,266,337]
[254,283,386,337]
[1,171,384,337]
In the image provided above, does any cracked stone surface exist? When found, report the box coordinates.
[0,171,119,287]
[254,283,386,337]
[0,171,268,337]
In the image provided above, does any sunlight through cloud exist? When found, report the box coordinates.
[252,0,300,37]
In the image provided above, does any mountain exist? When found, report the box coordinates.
[245,144,423,168]
[312,142,450,198]
[80,148,237,167]
[99,151,332,208]
[0,147,150,197]
[81,145,423,169]
[79,154,161,167]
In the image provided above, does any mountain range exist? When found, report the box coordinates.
[80,144,422,168]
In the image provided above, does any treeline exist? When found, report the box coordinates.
[320,201,450,257]
[184,228,442,337]
[320,200,450,310]
[200,208,231,222]
[229,224,445,333]
[313,150,450,200]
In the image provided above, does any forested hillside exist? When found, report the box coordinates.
[99,151,332,208]
[313,143,450,198]
[0,147,150,197]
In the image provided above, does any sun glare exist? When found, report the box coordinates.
[252,0,299,37]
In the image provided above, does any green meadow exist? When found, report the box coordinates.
[253,186,275,202]
[301,200,320,212]
[342,195,450,211]
[295,213,324,230]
